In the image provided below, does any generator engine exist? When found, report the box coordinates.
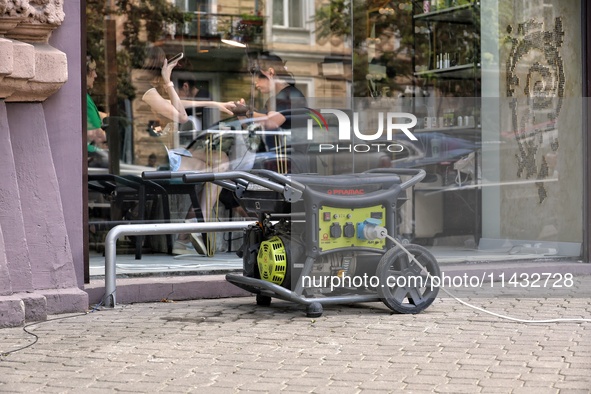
[239,219,376,294]
[240,220,299,290]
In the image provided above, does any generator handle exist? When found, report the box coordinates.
[251,169,307,191]
[364,168,426,191]
[214,180,238,192]
[183,171,286,194]
[142,170,196,180]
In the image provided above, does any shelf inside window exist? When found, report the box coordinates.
[414,3,478,24]
[414,63,479,79]
[412,126,480,135]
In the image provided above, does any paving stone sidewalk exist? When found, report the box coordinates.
[0,291,590,393]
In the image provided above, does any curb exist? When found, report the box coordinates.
[84,261,591,307]
[85,274,251,306]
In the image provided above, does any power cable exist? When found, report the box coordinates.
[0,294,110,360]
[382,232,591,323]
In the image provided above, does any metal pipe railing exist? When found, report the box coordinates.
[103,221,256,307]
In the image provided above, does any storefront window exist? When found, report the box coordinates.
[86,0,583,270]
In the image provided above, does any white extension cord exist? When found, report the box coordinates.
[377,229,591,323]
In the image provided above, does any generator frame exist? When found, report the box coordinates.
[145,168,441,317]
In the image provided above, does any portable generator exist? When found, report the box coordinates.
[182,168,441,317]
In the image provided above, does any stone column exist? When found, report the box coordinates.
[0,0,87,328]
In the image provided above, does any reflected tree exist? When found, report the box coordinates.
[86,0,184,107]
[314,0,416,97]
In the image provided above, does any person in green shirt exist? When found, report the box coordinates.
[86,56,107,155]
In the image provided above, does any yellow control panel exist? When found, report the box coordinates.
[318,205,386,252]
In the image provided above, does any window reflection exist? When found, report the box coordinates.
[86,0,583,265]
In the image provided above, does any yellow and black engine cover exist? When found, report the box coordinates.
[257,236,288,285]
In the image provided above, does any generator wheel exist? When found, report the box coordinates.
[256,294,272,306]
[376,244,440,314]
[306,302,323,318]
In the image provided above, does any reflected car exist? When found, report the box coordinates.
[390,132,479,168]
[189,108,393,174]
[387,131,480,185]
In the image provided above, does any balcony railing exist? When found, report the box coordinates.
[176,12,265,46]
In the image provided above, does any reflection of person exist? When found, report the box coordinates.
[141,49,235,127]
[140,46,236,254]
[147,153,158,168]
[178,79,203,131]
[237,53,306,148]
[234,53,308,172]
[179,79,199,99]
[86,56,108,165]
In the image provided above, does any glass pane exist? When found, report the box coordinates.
[480,0,583,255]
[289,0,303,28]
[194,0,208,12]
[347,0,583,261]
[175,0,205,12]
[273,0,284,26]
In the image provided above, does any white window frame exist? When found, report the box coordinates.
[173,0,217,13]
[267,0,312,44]
[173,0,192,11]
[272,0,304,28]
[292,77,314,100]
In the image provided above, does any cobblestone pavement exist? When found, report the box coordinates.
[0,292,590,393]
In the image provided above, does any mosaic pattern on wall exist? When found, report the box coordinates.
[505,17,565,203]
